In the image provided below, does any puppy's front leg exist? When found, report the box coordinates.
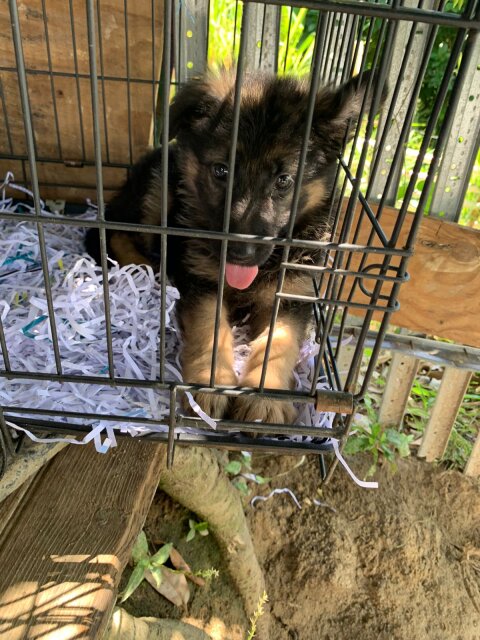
[180,295,237,419]
[109,231,154,268]
[231,314,303,425]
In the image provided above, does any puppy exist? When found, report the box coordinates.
[86,70,383,424]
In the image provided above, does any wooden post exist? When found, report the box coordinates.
[465,433,480,477]
[418,367,472,462]
[378,353,419,426]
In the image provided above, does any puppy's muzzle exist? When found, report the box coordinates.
[227,241,272,267]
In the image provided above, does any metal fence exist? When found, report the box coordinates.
[0,0,479,481]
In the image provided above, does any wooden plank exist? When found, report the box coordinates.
[0,0,162,78]
[417,367,472,462]
[0,439,166,639]
[333,326,480,372]
[0,0,164,188]
[0,159,24,186]
[336,343,356,386]
[52,75,86,162]
[0,72,27,157]
[0,476,38,538]
[0,442,67,504]
[378,353,419,426]
[26,163,128,191]
[344,204,480,348]
[369,0,435,207]
[0,159,127,203]
[464,432,480,477]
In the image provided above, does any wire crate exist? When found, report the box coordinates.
[0,0,478,481]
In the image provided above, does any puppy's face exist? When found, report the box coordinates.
[170,72,382,287]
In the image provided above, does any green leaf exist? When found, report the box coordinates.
[233,479,250,496]
[385,429,414,458]
[225,460,242,475]
[119,560,147,602]
[148,566,164,589]
[344,437,368,455]
[150,543,173,567]
[194,521,209,533]
[131,531,149,564]
[186,528,196,542]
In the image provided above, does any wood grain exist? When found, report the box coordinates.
[465,433,480,477]
[0,159,127,203]
[0,0,164,200]
[0,439,166,639]
[378,353,419,426]
[418,368,472,461]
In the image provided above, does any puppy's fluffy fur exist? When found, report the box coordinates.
[86,71,381,424]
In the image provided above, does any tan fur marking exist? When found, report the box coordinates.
[303,179,327,212]
[203,72,236,101]
[230,316,302,424]
[109,232,153,267]
[258,273,315,302]
[181,295,237,418]
[241,317,302,389]
[142,169,164,228]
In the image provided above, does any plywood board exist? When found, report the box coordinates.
[0,159,126,202]
[0,439,166,639]
[0,0,164,196]
[341,205,480,347]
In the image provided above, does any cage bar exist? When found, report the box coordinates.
[86,0,115,379]
[259,12,327,391]
[8,0,63,375]
[209,3,251,386]
[159,0,173,383]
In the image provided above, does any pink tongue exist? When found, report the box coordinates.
[225,263,259,290]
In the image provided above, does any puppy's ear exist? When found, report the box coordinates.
[313,70,388,157]
[168,79,222,141]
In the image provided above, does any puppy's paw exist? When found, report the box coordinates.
[230,396,297,425]
[184,390,230,420]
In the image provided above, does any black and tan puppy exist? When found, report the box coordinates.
[86,71,382,424]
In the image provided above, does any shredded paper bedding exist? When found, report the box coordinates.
[0,173,377,488]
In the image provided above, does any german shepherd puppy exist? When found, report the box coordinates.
[86,70,382,424]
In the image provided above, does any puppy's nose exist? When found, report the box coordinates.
[227,242,257,264]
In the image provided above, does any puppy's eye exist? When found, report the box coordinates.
[212,163,229,180]
[275,174,294,191]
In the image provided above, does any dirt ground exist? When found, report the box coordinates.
[122,453,480,640]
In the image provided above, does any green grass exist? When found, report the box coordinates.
[345,394,414,477]
[356,359,480,472]
[405,372,480,470]
[207,3,317,74]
